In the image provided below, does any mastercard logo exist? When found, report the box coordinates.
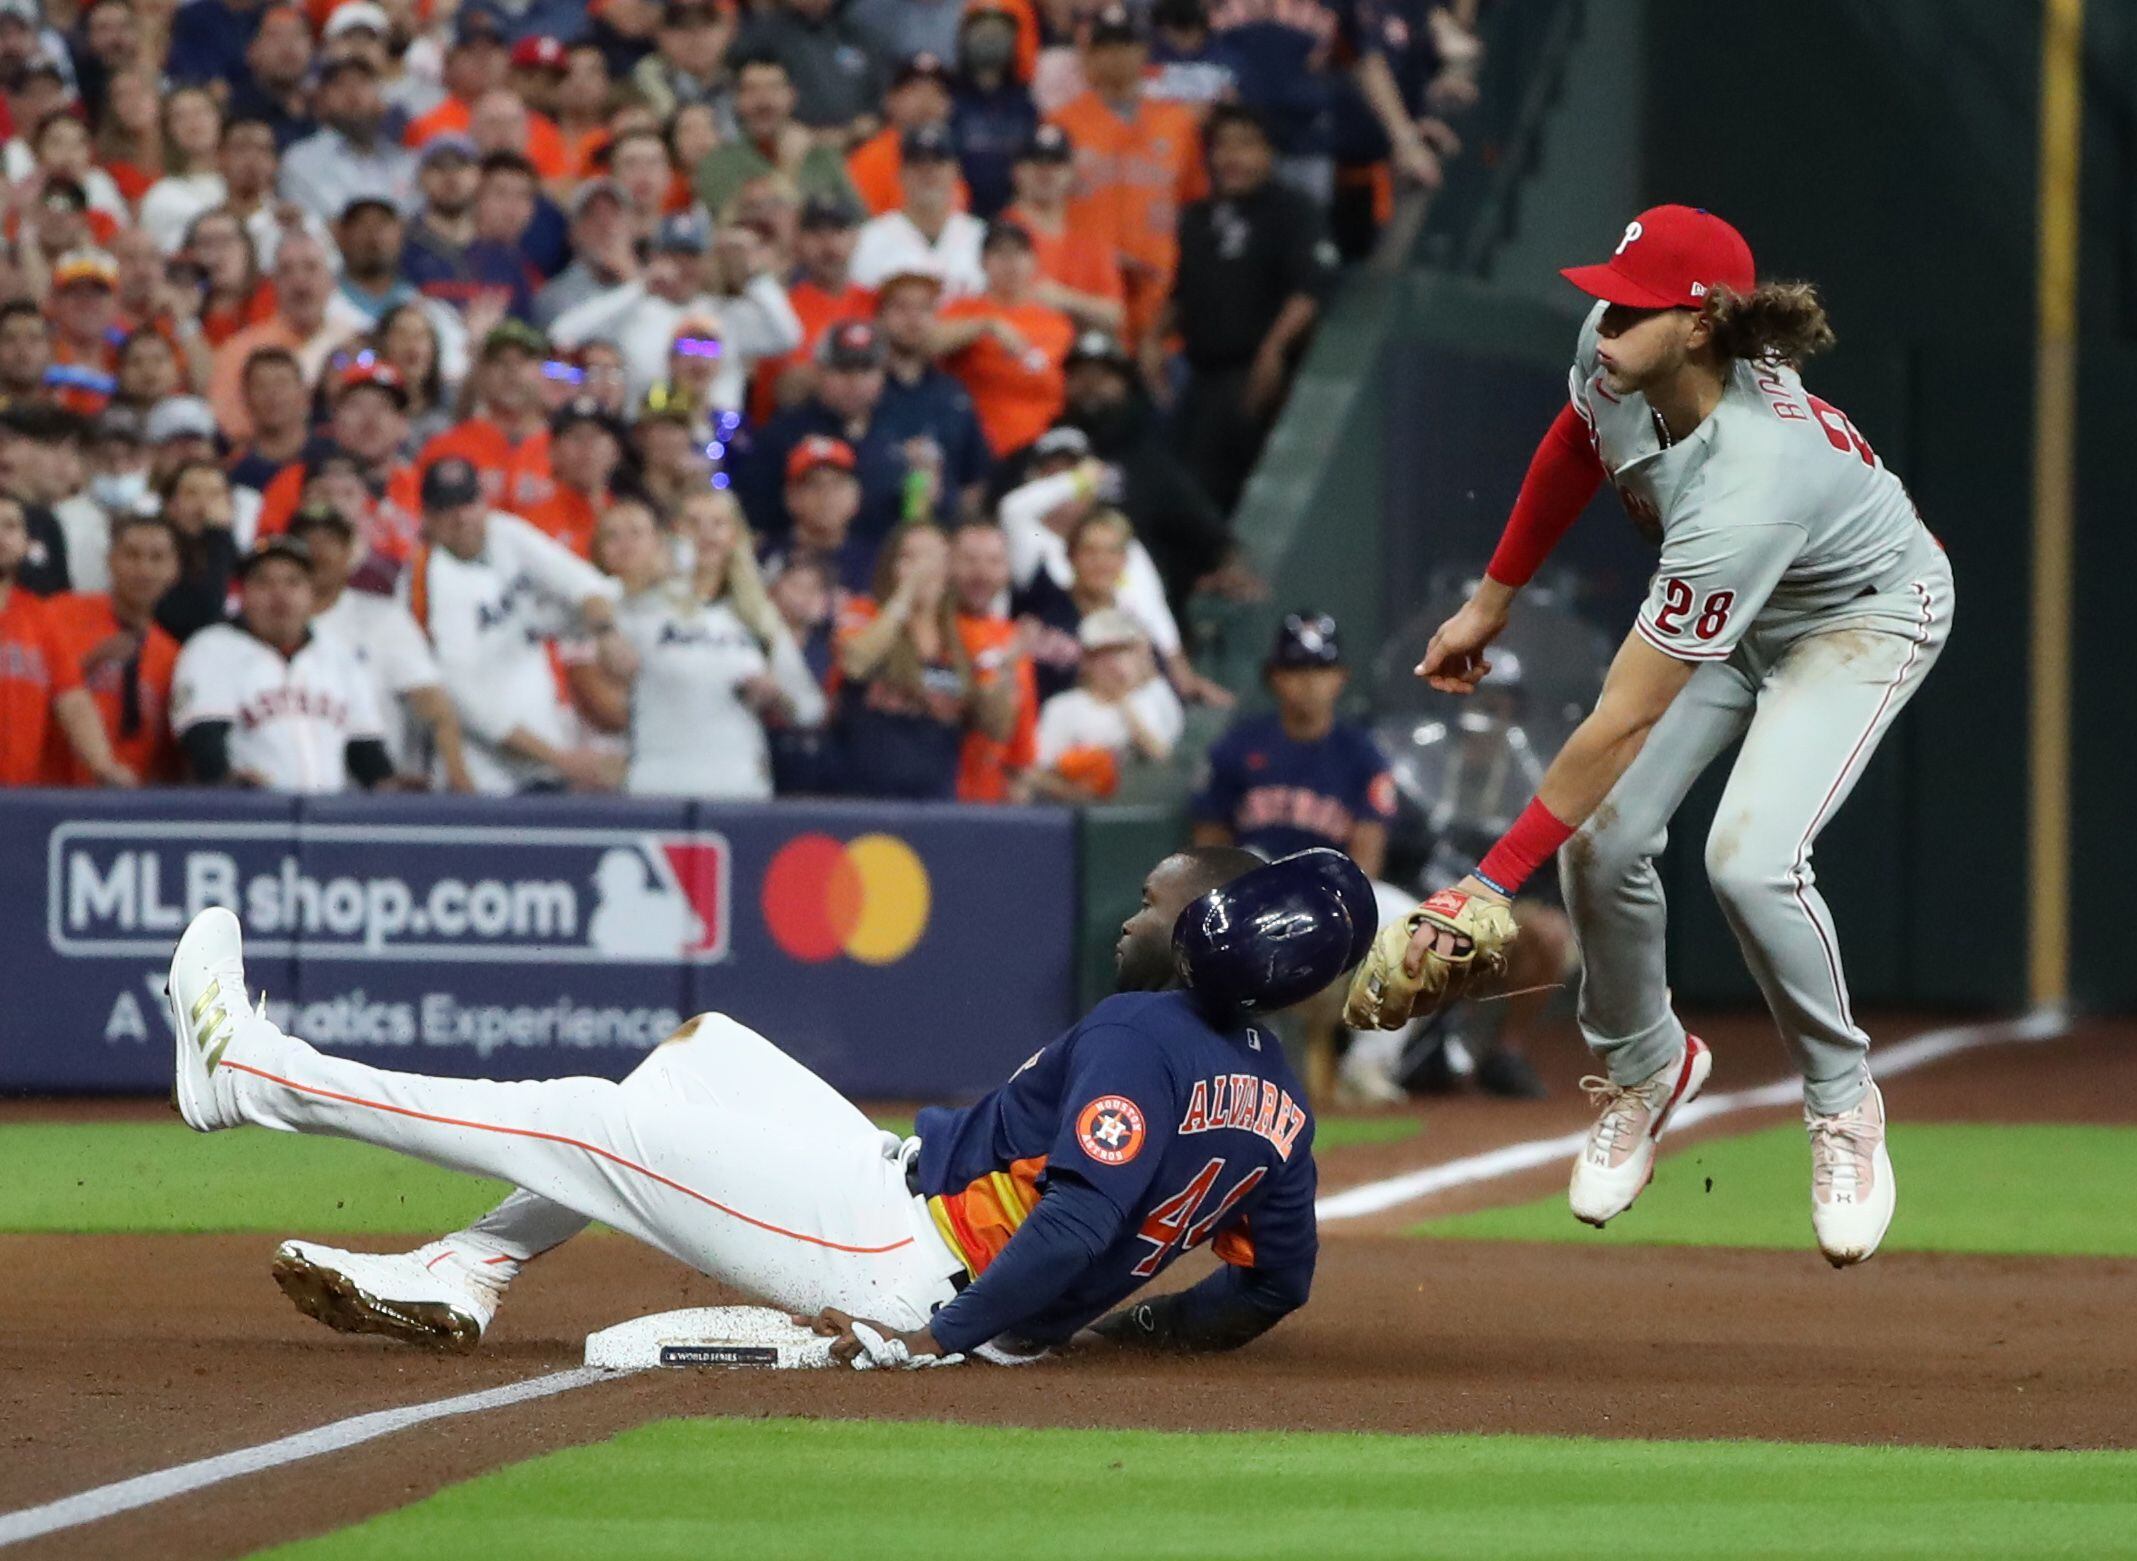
[762,833,931,965]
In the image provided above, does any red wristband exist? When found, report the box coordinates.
[1474,798,1576,897]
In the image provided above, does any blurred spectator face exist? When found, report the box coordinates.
[659,4,729,77]
[950,525,1009,616]
[770,556,830,634]
[0,13,36,76]
[592,500,662,583]
[248,8,313,90]
[426,497,487,559]
[240,555,315,646]
[573,342,630,413]
[0,498,25,576]
[559,45,611,118]
[444,35,508,100]
[795,217,856,283]
[733,62,796,143]
[381,308,438,395]
[53,278,117,347]
[0,310,48,392]
[219,123,280,201]
[8,72,65,141]
[1266,663,1345,725]
[112,226,162,310]
[304,462,370,522]
[116,333,180,404]
[475,163,538,244]
[106,68,158,142]
[483,344,545,414]
[164,465,233,534]
[34,115,94,180]
[551,419,620,492]
[299,521,356,596]
[320,64,388,140]
[30,184,90,256]
[891,522,949,602]
[1207,116,1272,199]
[608,133,672,220]
[730,185,797,263]
[149,430,216,485]
[669,101,720,170]
[84,0,141,70]
[419,148,480,218]
[89,424,149,484]
[669,323,723,396]
[471,90,533,158]
[1069,514,1128,597]
[958,12,1018,77]
[1012,154,1073,211]
[242,355,307,433]
[1082,640,1139,700]
[902,154,957,214]
[1084,38,1146,97]
[510,63,566,118]
[189,211,255,290]
[786,466,859,546]
[982,235,1036,297]
[108,519,181,616]
[571,188,629,258]
[165,88,223,166]
[273,236,335,321]
[874,277,940,356]
[885,74,951,132]
[634,416,700,481]
[816,361,883,421]
[678,490,739,571]
[330,384,408,465]
[1066,357,1131,416]
[336,205,405,276]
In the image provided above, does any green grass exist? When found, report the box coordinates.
[265,1418,2137,1560]
[0,1116,1418,1234]
[1415,1123,2137,1257]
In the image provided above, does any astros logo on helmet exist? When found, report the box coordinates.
[761,833,931,964]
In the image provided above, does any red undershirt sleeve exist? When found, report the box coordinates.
[1484,403,1607,588]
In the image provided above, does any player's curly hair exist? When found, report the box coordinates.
[1702,280,1836,368]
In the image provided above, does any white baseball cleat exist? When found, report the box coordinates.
[166,907,257,1133]
[1806,1083,1896,1267]
[1569,1035,1711,1226]
[272,1240,508,1353]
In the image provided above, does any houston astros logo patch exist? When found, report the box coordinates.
[1076,1096,1146,1166]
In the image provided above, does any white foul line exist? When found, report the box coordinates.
[1315,1009,2072,1222]
[0,1365,625,1549]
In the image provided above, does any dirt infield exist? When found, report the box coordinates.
[5,1014,2135,1559]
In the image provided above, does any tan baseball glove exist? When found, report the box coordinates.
[1342,888,1520,1029]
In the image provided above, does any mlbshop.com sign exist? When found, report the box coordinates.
[49,822,731,963]
[2,793,1077,1098]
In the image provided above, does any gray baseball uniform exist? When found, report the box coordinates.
[1559,302,1954,1115]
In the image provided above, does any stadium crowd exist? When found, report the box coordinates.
[0,0,1486,805]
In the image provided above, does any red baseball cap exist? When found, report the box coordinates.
[510,35,568,71]
[1561,205,1755,309]
[334,358,408,406]
[786,434,857,482]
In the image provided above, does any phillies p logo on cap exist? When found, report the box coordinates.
[1562,205,1756,310]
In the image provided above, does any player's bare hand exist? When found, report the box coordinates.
[796,1308,954,1369]
[1417,594,1511,694]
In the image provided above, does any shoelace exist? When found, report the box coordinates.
[1808,1114,1875,1202]
[1579,1075,1659,1159]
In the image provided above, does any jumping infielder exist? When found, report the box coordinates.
[168,848,1370,1364]
[169,536,397,792]
[1349,206,1952,1266]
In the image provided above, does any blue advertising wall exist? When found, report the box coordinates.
[3,793,1079,1099]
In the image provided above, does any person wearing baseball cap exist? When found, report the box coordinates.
[1399,206,1953,1260]
[279,46,416,227]
[1027,603,1181,801]
[933,217,1075,456]
[413,318,552,517]
[849,119,986,298]
[948,4,1037,214]
[1001,123,1126,335]
[763,433,873,597]
[46,248,121,417]
[742,191,871,423]
[847,53,966,219]
[515,397,623,558]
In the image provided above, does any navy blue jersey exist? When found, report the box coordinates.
[1191,712,1397,859]
[914,990,1317,1354]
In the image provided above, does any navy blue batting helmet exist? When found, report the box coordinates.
[1171,849,1373,1017]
